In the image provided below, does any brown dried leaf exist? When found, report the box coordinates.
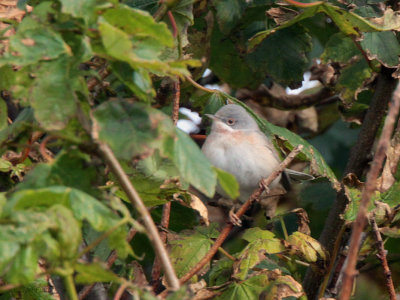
[291,208,311,235]
[188,193,210,226]
[266,7,298,25]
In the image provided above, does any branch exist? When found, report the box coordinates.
[236,84,335,110]
[151,79,180,290]
[340,81,400,299]
[370,215,396,300]
[303,67,398,299]
[177,145,303,286]
[95,142,180,290]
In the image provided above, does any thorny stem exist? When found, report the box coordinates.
[175,145,303,287]
[340,82,400,300]
[95,142,180,290]
[370,215,396,300]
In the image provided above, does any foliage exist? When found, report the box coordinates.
[0,0,400,299]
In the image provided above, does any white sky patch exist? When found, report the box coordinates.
[286,72,320,95]
[177,107,201,134]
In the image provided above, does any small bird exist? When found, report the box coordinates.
[201,104,313,224]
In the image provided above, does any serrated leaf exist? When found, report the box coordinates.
[6,245,38,284]
[215,274,269,300]
[75,262,119,284]
[174,129,217,197]
[209,259,234,286]
[262,275,304,300]
[248,2,400,51]
[360,31,400,67]
[3,18,71,66]
[60,0,98,26]
[93,100,175,160]
[214,167,239,200]
[169,224,219,278]
[321,32,359,63]
[234,228,284,280]
[30,58,79,130]
[287,231,327,263]
[343,185,379,221]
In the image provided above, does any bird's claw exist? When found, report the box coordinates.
[229,208,242,226]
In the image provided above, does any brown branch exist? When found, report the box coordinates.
[178,145,303,285]
[303,67,398,299]
[95,142,180,290]
[39,135,56,162]
[370,215,396,300]
[78,228,137,300]
[236,84,334,110]
[151,78,180,291]
[339,82,400,300]
[113,282,129,300]
[167,11,178,38]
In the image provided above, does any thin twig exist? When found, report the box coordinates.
[177,145,303,286]
[151,78,180,290]
[95,142,180,290]
[340,82,400,300]
[370,215,396,300]
[218,247,236,261]
[39,135,56,162]
[167,11,178,38]
[185,76,218,93]
[113,282,129,300]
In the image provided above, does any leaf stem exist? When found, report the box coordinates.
[185,76,218,93]
[63,273,79,300]
[218,247,236,261]
[279,216,289,241]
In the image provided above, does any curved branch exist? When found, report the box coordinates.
[236,84,335,110]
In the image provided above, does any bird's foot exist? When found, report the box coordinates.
[229,207,242,226]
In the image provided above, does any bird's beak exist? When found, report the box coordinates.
[205,114,220,121]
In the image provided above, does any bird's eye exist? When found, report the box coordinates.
[227,119,235,125]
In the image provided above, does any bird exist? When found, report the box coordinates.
[201,104,313,225]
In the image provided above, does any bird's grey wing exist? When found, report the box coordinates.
[284,168,314,181]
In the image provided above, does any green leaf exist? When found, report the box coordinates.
[18,150,97,195]
[0,158,12,172]
[214,0,245,34]
[248,2,400,51]
[75,262,119,284]
[93,100,175,160]
[209,259,234,286]
[60,0,98,26]
[343,185,378,221]
[360,31,400,67]
[49,205,82,260]
[3,17,71,66]
[321,32,359,63]
[0,98,7,131]
[110,62,155,102]
[234,228,284,280]
[214,167,239,200]
[174,129,217,198]
[30,58,79,130]
[6,245,38,284]
[169,224,219,278]
[287,231,327,263]
[215,274,269,300]
[247,26,312,84]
